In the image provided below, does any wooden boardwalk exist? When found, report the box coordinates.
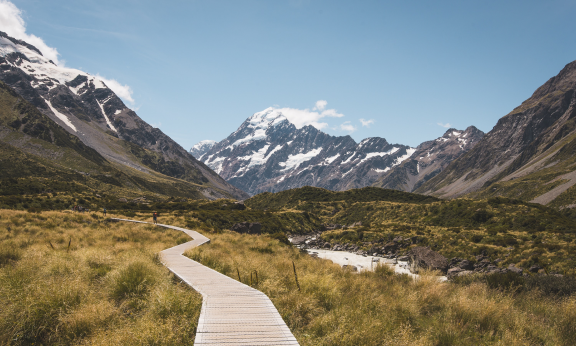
[113,218,299,346]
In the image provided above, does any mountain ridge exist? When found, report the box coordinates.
[416,59,576,207]
[0,30,248,200]
[196,107,481,196]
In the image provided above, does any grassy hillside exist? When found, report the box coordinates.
[245,186,439,210]
[0,81,236,201]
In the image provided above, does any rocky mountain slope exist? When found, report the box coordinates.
[197,108,479,196]
[190,140,216,159]
[0,31,247,200]
[372,126,484,192]
[416,60,576,208]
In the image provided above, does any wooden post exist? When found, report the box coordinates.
[67,237,71,252]
[48,241,55,250]
[236,267,241,282]
[250,272,253,286]
[254,270,258,286]
[292,261,300,291]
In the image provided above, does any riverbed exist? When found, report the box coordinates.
[305,248,447,281]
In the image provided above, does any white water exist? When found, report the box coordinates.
[306,248,447,281]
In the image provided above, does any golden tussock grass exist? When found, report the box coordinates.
[0,210,201,345]
[185,230,576,346]
[1,209,575,345]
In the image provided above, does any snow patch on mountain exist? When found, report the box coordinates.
[96,100,118,133]
[279,147,323,171]
[324,153,340,165]
[239,144,282,168]
[395,148,416,165]
[190,140,216,158]
[358,147,400,165]
[42,97,77,132]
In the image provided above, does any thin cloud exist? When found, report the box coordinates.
[276,100,344,130]
[0,0,61,64]
[97,75,135,105]
[437,122,451,128]
[360,118,375,127]
[313,100,327,111]
[339,121,357,133]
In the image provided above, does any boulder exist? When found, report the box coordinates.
[447,267,463,279]
[458,259,474,270]
[507,264,523,275]
[118,197,128,203]
[405,246,449,273]
[383,241,398,253]
[231,222,262,235]
[290,235,307,245]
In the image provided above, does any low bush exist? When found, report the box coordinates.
[110,260,158,300]
[525,275,576,297]
[269,232,291,245]
[0,244,21,266]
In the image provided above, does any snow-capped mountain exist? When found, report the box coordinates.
[0,31,247,200]
[372,126,484,191]
[200,108,419,195]
[190,140,216,158]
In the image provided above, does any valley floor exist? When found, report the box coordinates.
[1,209,576,345]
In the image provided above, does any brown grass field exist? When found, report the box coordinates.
[1,209,575,345]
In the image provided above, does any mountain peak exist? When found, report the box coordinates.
[190,140,216,159]
[0,31,43,57]
[247,107,289,129]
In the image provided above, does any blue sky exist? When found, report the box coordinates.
[2,0,576,149]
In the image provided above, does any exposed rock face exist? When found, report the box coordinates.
[0,31,248,200]
[231,222,262,235]
[373,127,484,192]
[405,246,449,273]
[417,60,576,207]
[199,108,478,196]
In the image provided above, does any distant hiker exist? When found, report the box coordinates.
[153,212,158,224]
[103,208,107,216]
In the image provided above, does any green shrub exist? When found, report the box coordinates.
[484,272,525,291]
[269,232,290,245]
[525,275,576,297]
